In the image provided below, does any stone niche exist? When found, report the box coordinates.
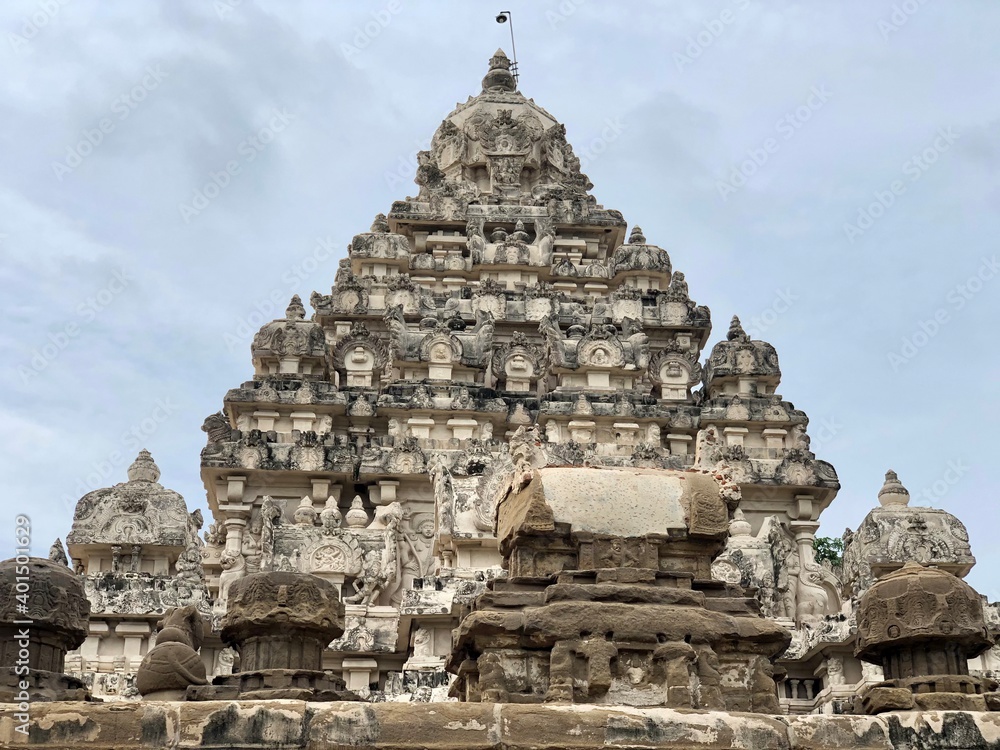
[447,466,790,711]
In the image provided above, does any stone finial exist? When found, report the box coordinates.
[345,496,369,528]
[511,219,530,243]
[371,213,389,233]
[127,449,160,483]
[490,226,508,243]
[48,538,68,566]
[877,469,910,507]
[727,315,747,342]
[628,226,646,244]
[482,48,516,92]
[286,295,306,320]
[729,508,752,538]
[293,495,318,526]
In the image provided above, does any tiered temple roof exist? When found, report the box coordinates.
[192,50,847,701]
[45,50,999,713]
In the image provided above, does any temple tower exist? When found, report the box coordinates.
[198,50,840,700]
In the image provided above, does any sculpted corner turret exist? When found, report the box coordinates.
[842,469,975,597]
[62,450,210,700]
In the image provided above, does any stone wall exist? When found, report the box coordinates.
[4,701,1000,749]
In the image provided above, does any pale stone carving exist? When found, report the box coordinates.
[188,49,863,707]
[345,495,370,528]
[215,552,246,615]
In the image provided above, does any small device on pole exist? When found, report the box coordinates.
[495,11,519,85]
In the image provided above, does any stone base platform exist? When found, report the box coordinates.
[0,669,91,704]
[5,701,1000,749]
[186,669,358,702]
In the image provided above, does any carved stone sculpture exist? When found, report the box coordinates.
[189,571,356,701]
[136,605,208,699]
[191,48,857,708]
[0,557,91,702]
[842,470,975,597]
[856,562,999,713]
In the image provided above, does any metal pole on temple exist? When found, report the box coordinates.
[495,11,519,85]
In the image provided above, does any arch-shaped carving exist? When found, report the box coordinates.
[387,437,427,474]
[328,275,370,315]
[576,329,625,368]
[307,536,363,577]
[331,322,391,387]
[419,331,462,364]
[648,346,703,400]
[103,516,154,545]
[491,332,547,391]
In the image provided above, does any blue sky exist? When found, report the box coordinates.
[2,1,998,595]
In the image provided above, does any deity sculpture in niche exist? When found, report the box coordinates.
[399,516,437,589]
[344,502,403,606]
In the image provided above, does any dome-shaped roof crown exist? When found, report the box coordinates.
[251,295,326,359]
[842,470,975,595]
[704,316,781,386]
[66,451,194,549]
[609,226,672,277]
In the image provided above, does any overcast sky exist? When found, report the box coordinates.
[2,1,998,595]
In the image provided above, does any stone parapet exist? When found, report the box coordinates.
[5,701,1000,749]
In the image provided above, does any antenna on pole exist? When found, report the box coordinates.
[495,11,519,86]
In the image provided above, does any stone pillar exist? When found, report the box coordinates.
[191,571,358,701]
[856,562,1000,714]
[79,622,107,670]
[790,519,819,572]
[0,557,91,701]
[116,621,151,672]
[342,657,379,693]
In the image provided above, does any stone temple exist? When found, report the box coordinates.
[4,50,1000,748]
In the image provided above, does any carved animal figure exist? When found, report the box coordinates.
[136,605,207,697]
